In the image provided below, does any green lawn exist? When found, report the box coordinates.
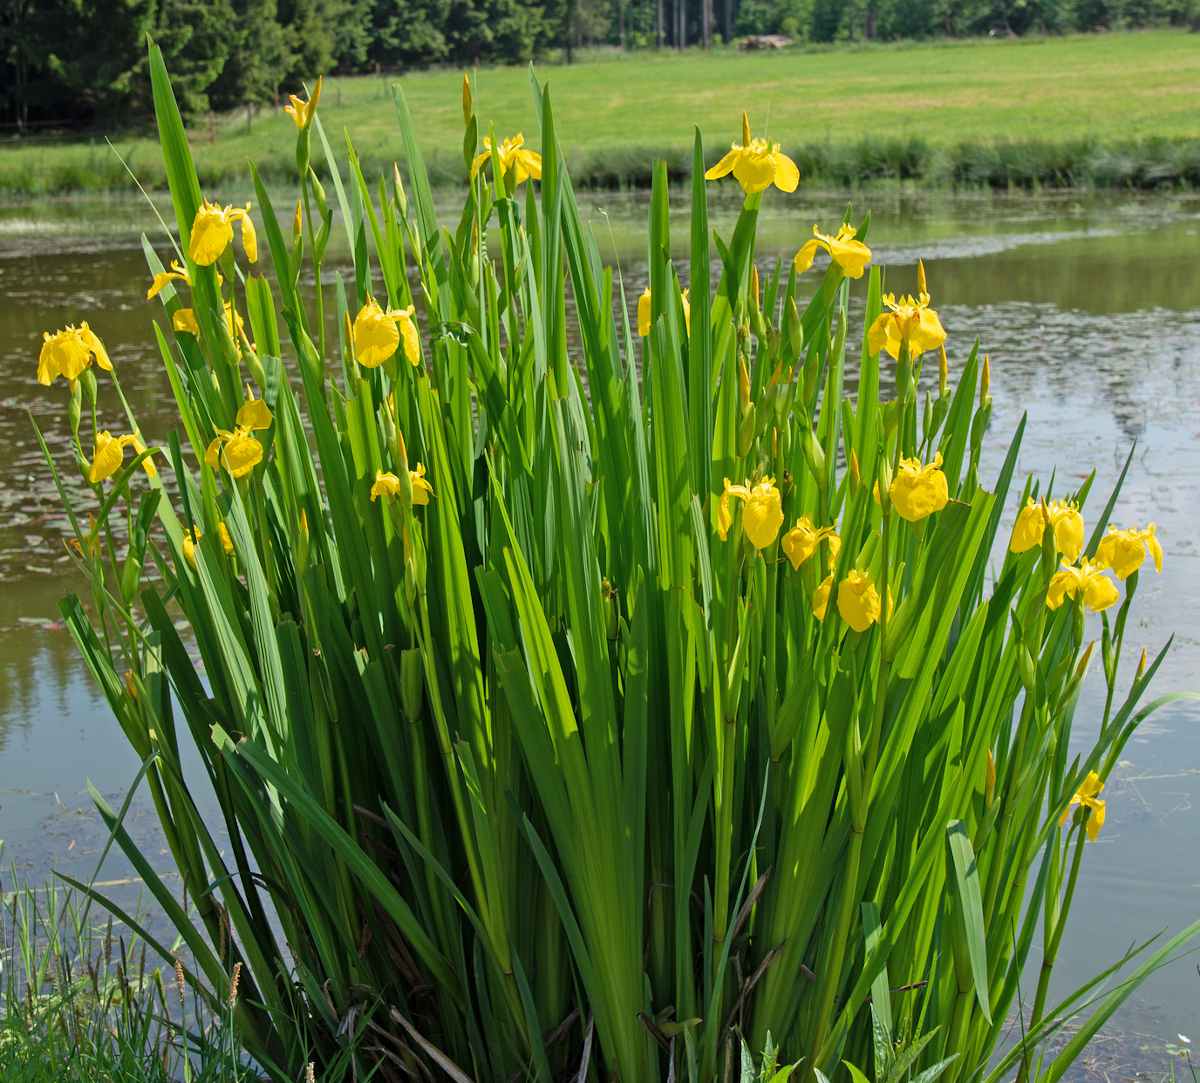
[2,30,1198,195]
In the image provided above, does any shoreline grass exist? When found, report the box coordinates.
[1,29,1197,196]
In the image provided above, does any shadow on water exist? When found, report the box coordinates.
[1,189,1199,1069]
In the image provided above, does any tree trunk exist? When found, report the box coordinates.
[656,0,663,47]
[677,0,686,48]
[724,0,733,43]
[702,0,711,47]
[618,0,626,48]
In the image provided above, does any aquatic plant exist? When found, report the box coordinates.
[32,41,1198,1082]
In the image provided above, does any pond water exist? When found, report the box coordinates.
[1,189,1198,1072]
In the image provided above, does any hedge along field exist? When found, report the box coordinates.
[2,29,1199,197]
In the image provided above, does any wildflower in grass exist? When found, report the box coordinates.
[637,287,691,337]
[704,112,799,195]
[889,452,949,522]
[88,431,157,483]
[1095,524,1163,579]
[353,297,420,367]
[718,477,784,549]
[370,466,433,506]
[837,570,885,632]
[793,224,872,279]
[781,516,840,571]
[283,76,322,129]
[147,260,190,299]
[189,200,258,266]
[470,134,542,186]
[1060,770,1106,841]
[37,323,112,387]
[868,288,947,361]
[813,573,834,620]
[182,523,235,565]
[1046,560,1119,613]
[206,392,272,479]
[1010,498,1085,563]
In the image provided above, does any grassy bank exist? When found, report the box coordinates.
[1,29,1198,196]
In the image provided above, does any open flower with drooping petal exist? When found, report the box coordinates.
[793,224,872,279]
[370,466,433,506]
[37,323,112,387]
[205,391,273,479]
[283,76,322,129]
[147,260,191,300]
[470,134,542,186]
[637,287,691,338]
[189,200,258,266]
[1046,559,1119,613]
[867,291,946,361]
[781,516,840,571]
[889,452,949,522]
[353,298,420,368]
[88,431,157,483]
[704,112,799,195]
[1010,498,1085,563]
[837,570,883,632]
[1095,523,1163,579]
[1059,770,1106,842]
[718,477,784,549]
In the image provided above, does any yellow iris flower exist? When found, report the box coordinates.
[1046,560,1119,613]
[353,298,420,368]
[889,452,949,523]
[1060,770,1106,842]
[88,430,157,483]
[189,199,258,267]
[370,466,433,506]
[837,570,884,633]
[718,477,784,550]
[813,573,834,620]
[283,76,322,130]
[470,134,543,186]
[172,301,244,342]
[1095,523,1163,579]
[781,516,840,571]
[704,112,799,195]
[867,289,947,361]
[173,309,200,336]
[37,322,112,387]
[793,224,872,279]
[205,392,272,479]
[182,523,235,565]
[1010,498,1085,563]
[637,287,691,338]
[147,260,191,300]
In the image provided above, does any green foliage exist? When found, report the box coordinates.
[33,41,1200,1083]
[212,0,293,114]
[3,0,1199,128]
[0,862,334,1082]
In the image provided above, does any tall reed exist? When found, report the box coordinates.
[33,42,1198,1082]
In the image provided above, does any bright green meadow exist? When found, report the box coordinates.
[2,30,1199,196]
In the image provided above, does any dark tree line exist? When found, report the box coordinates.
[1,0,1195,129]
